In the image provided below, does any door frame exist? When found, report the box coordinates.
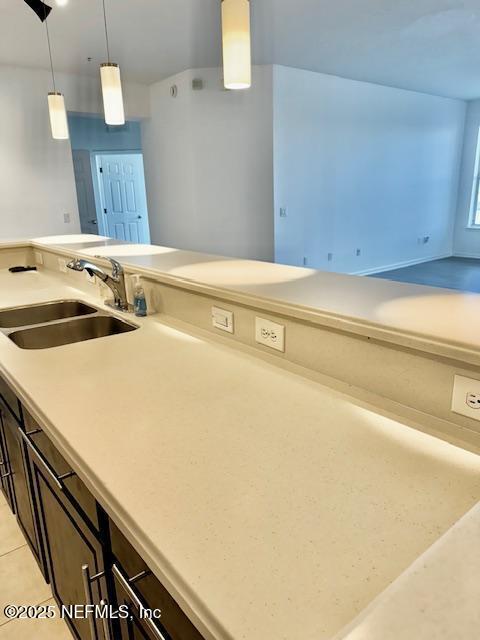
[92,150,150,242]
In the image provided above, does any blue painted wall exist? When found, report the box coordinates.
[68,114,142,152]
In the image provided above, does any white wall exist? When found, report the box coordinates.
[273,65,466,274]
[453,99,480,258]
[0,64,149,241]
[142,66,274,261]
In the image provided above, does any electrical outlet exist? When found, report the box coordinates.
[327,253,333,262]
[63,213,71,224]
[280,207,287,218]
[466,393,480,409]
[451,375,480,421]
[255,317,285,352]
[34,251,43,266]
[58,258,67,273]
[356,248,361,257]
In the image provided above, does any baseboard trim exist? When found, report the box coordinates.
[351,253,453,276]
[453,252,480,259]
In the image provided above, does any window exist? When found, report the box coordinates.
[472,179,480,225]
[470,129,480,227]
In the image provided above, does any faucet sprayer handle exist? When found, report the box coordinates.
[94,256,124,280]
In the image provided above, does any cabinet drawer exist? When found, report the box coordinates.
[23,408,99,531]
[110,521,205,640]
[0,377,22,423]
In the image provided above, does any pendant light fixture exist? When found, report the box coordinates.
[23,0,52,22]
[100,0,125,125]
[221,0,252,90]
[44,6,69,140]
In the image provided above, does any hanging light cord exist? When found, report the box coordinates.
[102,0,111,62]
[44,2,56,92]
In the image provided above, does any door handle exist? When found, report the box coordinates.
[137,216,142,219]
[100,600,112,640]
[18,427,75,491]
[90,220,98,225]
[81,564,106,640]
[112,564,167,640]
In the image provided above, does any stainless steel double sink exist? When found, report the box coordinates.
[0,300,137,349]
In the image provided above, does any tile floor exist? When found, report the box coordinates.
[0,491,71,639]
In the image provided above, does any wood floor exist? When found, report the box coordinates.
[370,257,480,293]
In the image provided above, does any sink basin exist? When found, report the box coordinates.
[0,300,97,328]
[8,315,137,350]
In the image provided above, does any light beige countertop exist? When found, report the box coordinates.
[15,233,480,367]
[0,267,479,640]
[334,501,480,640]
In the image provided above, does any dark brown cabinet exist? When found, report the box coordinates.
[112,562,167,640]
[0,390,45,576]
[0,407,14,510]
[24,421,107,640]
[110,522,205,640]
[0,378,206,640]
[2,407,36,544]
[35,471,107,640]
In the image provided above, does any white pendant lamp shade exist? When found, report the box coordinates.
[47,92,69,140]
[221,0,252,90]
[44,13,68,140]
[100,63,125,126]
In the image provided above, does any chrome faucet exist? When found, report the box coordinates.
[67,256,132,312]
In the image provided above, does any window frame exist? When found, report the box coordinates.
[468,128,480,229]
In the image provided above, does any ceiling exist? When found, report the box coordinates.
[1,0,480,99]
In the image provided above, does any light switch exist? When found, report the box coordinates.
[212,307,234,333]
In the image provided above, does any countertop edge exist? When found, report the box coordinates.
[26,239,480,368]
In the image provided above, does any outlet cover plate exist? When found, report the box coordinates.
[451,375,480,421]
[255,317,285,352]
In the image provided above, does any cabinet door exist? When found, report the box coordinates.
[32,445,107,640]
[24,409,99,532]
[2,404,40,561]
[110,523,205,640]
[0,377,23,422]
[0,407,14,511]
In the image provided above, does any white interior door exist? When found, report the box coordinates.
[72,150,99,235]
[98,153,151,244]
